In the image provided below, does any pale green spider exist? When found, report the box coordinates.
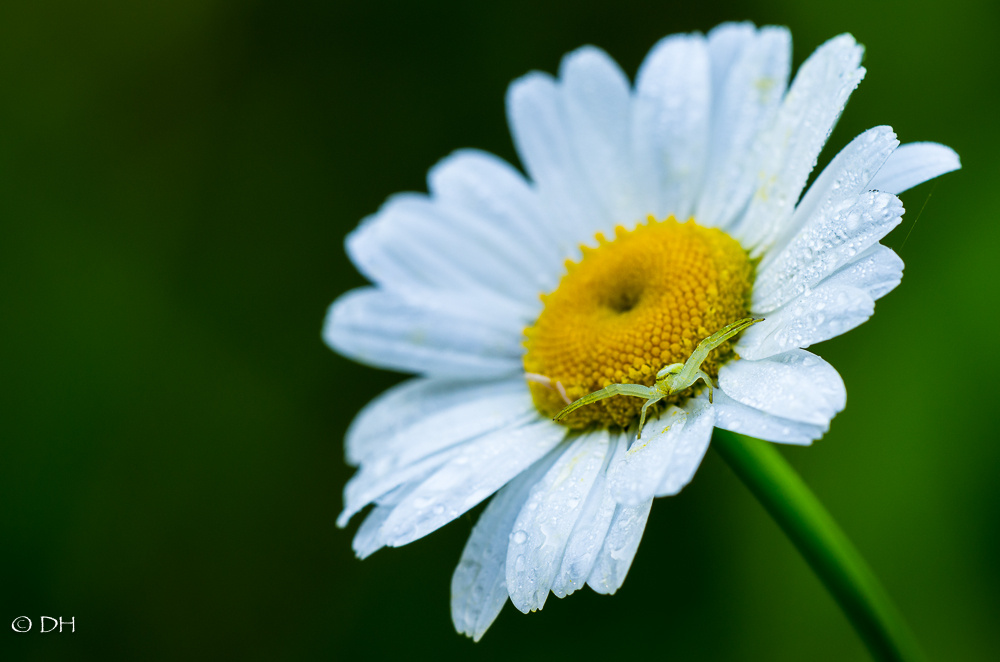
[553,317,763,438]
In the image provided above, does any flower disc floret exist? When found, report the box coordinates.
[524,216,754,428]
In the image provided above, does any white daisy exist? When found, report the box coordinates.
[324,22,959,640]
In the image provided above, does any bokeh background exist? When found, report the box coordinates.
[2,0,998,659]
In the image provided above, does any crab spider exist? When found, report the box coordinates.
[553,317,763,438]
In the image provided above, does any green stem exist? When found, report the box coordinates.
[712,429,926,662]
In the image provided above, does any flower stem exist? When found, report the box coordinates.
[712,429,926,662]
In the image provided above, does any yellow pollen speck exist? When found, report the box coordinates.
[523,216,754,429]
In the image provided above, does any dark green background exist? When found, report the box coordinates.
[2,0,997,659]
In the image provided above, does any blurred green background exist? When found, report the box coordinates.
[1,0,997,659]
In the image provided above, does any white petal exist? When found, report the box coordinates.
[632,33,711,220]
[352,503,394,559]
[506,71,608,251]
[451,449,562,641]
[718,350,846,426]
[606,406,688,507]
[712,388,826,445]
[741,244,904,358]
[372,480,414,508]
[655,396,716,497]
[551,432,626,598]
[324,287,529,379]
[697,25,791,229]
[428,148,564,287]
[559,47,647,227]
[743,285,873,360]
[340,446,460,531]
[705,22,756,79]
[828,243,904,300]
[341,445,458,530]
[751,191,904,315]
[506,432,610,613]
[735,34,866,252]
[357,382,532,471]
[757,126,899,282]
[339,382,536,526]
[868,142,961,195]
[344,377,526,466]
[379,418,567,547]
[352,475,431,559]
[586,499,653,595]
[346,193,547,302]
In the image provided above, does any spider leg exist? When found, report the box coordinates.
[665,317,764,395]
[637,395,664,439]
[686,317,763,369]
[656,362,684,380]
[553,383,658,421]
[695,370,715,404]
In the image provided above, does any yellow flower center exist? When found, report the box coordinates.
[523,216,754,429]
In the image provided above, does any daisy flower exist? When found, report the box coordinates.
[324,22,959,641]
